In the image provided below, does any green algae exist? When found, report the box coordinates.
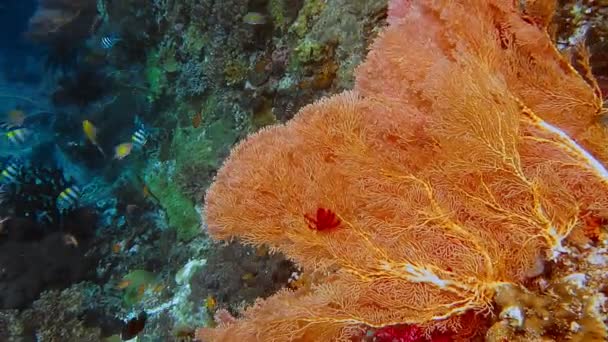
[146,164,201,242]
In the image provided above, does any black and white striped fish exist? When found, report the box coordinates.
[101,35,122,49]
[56,185,82,211]
[131,127,147,148]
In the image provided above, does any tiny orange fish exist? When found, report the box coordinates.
[117,280,131,289]
[192,112,202,128]
[112,242,122,253]
[137,284,146,297]
[142,185,150,198]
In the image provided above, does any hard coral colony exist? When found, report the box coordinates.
[200,0,608,341]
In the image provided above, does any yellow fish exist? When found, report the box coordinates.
[82,120,106,157]
[241,272,255,281]
[205,295,217,310]
[243,12,267,25]
[114,142,133,159]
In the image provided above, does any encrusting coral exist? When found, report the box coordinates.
[198,0,608,340]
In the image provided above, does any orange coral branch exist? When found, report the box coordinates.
[198,0,608,340]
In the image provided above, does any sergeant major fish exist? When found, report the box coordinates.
[56,185,82,211]
[132,128,147,148]
[0,161,21,183]
[5,128,31,146]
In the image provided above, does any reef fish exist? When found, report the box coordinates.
[5,128,31,145]
[63,233,79,247]
[56,185,82,211]
[101,35,122,49]
[114,142,133,160]
[0,161,21,183]
[205,295,217,311]
[243,12,268,25]
[131,127,147,148]
[82,120,106,157]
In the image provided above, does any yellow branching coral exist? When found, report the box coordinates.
[198,0,608,340]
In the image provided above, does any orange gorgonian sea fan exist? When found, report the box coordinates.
[199,0,608,340]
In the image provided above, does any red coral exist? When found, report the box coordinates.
[373,324,424,342]
[304,207,341,231]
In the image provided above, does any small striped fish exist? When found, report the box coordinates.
[101,35,122,49]
[131,127,147,148]
[0,161,21,183]
[56,185,82,211]
[5,128,31,145]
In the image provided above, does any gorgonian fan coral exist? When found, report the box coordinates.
[199,0,608,340]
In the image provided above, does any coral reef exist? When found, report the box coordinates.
[5,0,604,340]
[553,0,608,98]
[188,242,297,319]
[0,282,106,341]
[198,0,608,340]
[0,162,100,310]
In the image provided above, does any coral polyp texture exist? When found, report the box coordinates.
[200,0,608,340]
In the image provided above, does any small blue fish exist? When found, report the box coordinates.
[0,161,21,184]
[101,35,122,49]
[5,128,31,145]
[131,127,147,148]
[56,185,82,211]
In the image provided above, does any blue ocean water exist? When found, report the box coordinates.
[0,0,40,79]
